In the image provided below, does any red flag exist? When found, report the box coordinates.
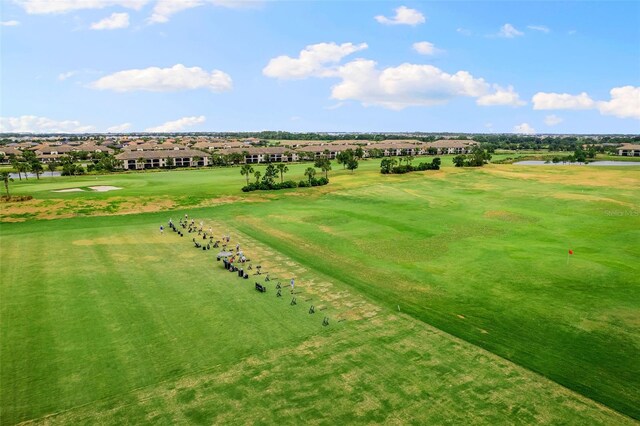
[568,249,574,255]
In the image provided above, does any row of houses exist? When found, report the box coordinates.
[114,140,479,169]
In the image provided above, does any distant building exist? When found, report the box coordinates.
[427,140,478,155]
[617,143,640,157]
[0,146,22,163]
[115,149,208,170]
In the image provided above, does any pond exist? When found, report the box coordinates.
[9,171,62,179]
[514,160,640,166]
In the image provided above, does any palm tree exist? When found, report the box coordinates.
[276,163,289,183]
[321,159,331,179]
[47,162,57,176]
[10,158,21,181]
[405,155,414,166]
[240,164,254,185]
[254,170,261,183]
[304,167,316,183]
[1,171,13,197]
[30,161,43,179]
[193,156,202,168]
[17,161,29,180]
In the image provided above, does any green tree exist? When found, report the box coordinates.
[304,167,316,183]
[336,149,354,169]
[380,158,397,174]
[47,162,57,176]
[17,161,30,180]
[30,161,43,179]
[240,164,254,185]
[262,164,278,185]
[165,157,175,169]
[405,155,414,166]
[453,155,466,167]
[1,171,13,197]
[276,163,289,183]
[254,170,261,183]
[355,146,364,160]
[10,158,21,181]
[22,150,37,162]
[314,157,331,179]
[346,157,359,173]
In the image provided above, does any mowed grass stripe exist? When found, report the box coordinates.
[228,166,640,419]
[0,220,321,424]
[15,304,635,425]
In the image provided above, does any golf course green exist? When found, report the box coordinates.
[1,158,638,424]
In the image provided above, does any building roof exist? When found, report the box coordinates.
[0,146,22,156]
[618,143,640,150]
[219,146,290,155]
[428,139,478,148]
[115,149,205,160]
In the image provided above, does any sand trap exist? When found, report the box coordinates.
[89,186,122,192]
[53,188,85,193]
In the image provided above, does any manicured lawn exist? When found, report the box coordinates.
[1,160,638,423]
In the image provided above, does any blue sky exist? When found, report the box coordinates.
[1,0,639,134]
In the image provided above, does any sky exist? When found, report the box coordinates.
[1,0,639,134]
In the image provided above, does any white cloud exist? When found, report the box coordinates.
[527,25,550,33]
[597,86,640,119]
[476,85,525,107]
[145,116,206,132]
[497,23,523,38]
[91,64,232,92]
[106,122,132,132]
[532,92,596,110]
[263,42,368,80]
[412,41,440,55]
[375,6,425,26]
[456,28,471,36]
[147,0,260,23]
[513,123,536,134]
[90,12,129,30]
[0,115,94,133]
[14,0,149,14]
[544,115,563,126]
[147,0,202,24]
[264,42,525,111]
[533,86,640,120]
[330,60,491,110]
[58,71,78,81]
[1,20,21,26]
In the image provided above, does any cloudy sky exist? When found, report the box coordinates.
[1,0,639,134]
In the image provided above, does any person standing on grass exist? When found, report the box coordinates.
[160,225,164,234]
[290,278,295,293]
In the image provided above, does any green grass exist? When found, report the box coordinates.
[1,160,638,424]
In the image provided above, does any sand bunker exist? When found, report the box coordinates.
[89,186,122,192]
[53,188,85,193]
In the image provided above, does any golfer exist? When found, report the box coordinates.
[290,278,295,293]
[159,225,164,234]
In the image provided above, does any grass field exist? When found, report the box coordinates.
[1,158,638,424]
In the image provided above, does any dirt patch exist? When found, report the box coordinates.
[0,197,176,222]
